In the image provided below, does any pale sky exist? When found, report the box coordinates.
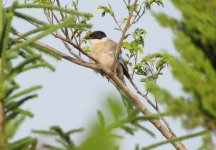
[7,0,202,149]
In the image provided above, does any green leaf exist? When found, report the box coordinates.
[6,94,37,113]
[96,5,114,17]
[6,109,33,122]
[6,85,42,101]
[120,125,136,135]
[122,42,133,51]
[8,137,37,150]
[66,128,84,135]
[82,46,90,51]
[97,110,106,127]
[107,99,125,121]
[5,114,26,139]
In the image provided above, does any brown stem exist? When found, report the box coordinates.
[129,77,176,136]
[131,54,138,79]
[0,99,5,149]
[0,58,5,135]
[52,34,98,62]
[111,0,138,73]
[0,100,4,132]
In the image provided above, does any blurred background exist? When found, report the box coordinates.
[4,0,212,149]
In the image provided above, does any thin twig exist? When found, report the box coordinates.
[52,33,97,62]
[103,67,186,149]
[131,54,138,79]
[111,0,138,74]
[56,0,68,36]
[40,2,93,67]
[3,0,9,7]
[43,7,85,61]
[131,6,146,25]
[111,13,123,31]
[108,4,123,31]
[15,31,98,70]
[128,78,176,136]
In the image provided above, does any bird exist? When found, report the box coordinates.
[86,31,134,113]
[85,30,130,83]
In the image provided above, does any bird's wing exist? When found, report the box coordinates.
[119,55,130,79]
[106,38,130,79]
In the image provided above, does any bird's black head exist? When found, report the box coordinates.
[86,31,107,40]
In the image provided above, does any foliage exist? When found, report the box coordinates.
[33,98,165,150]
[0,0,92,149]
[154,0,216,69]
[1,0,204,149]
[145,0,216,148]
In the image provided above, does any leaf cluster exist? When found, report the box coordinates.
[0,1,92,149]
[133,53,167,82]
[152,0,216,131]
[33,98,168,150]
[150,0,216,148]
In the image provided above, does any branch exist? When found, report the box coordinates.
[44,8,84,61]
[16,31,186,149]
[33,41,99,70]
[41,6,95,62]
[129,79,176,136]
[142,130,208,150]
[102,69,186,149]
[109,4,123,31]
[14,31,99,70]
[52,34,97,63]
[111,0,138,73]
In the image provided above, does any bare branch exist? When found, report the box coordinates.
[51,33,97,62]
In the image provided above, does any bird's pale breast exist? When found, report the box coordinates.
[90,38,117,70]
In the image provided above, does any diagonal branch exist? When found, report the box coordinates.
[14,31,98,70]
[142,130,208,150]
[129,78,176,136]
[102,68,186,150]
[44,9,84,62]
